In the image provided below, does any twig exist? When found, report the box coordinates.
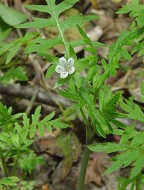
[28,54,54,92]
[0,84,71,108]
[0,147,9,177]
[25,88,39,115]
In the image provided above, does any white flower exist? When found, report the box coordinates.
[55,57,75,78]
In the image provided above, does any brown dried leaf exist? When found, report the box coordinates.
[85,153,108,186]
[42,184,49,190]
[52,132,82,183]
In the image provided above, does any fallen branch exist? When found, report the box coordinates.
[0,84,71,108]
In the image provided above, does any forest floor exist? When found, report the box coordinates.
[0,0,144,190]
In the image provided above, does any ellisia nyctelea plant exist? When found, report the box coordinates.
[0,0,144,189]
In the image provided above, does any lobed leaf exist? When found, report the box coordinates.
[56,0,79,15]
[130,157,144,178]
[25,4,51,14]
[17,17,55,29]
[0,3,27,26]
[120,99,144,123]
[0,176,19,186]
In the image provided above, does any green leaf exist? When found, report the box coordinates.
[6,42,22,64]
[130,157,144,178]
[0,102,18,127]
[17,17,55,29]
[59,89,78,100]
[99,90,124,130]
[75,58,89,72]
[0,18,10,35]
[88,142,127,153]
[120,99,144,123]
[120,126,135,144]
[105,160,123,174]
[38,111,55,136]
[10,134,20,148]
[61,14,99,30]
[112,129,124,136]
[50,118,69,129]
[30,106,41,138]
[43,111,55,121]
[108,28,142,76]
[0,3,27,26]
[79,89,106,137]
[45,65,56,79]
[74,72,82,88]
[17,0,99,57]
[70,39,104,48]
[118,0,144,27]
[56,0,79,15]
[118,150,139,168]
[118,177,135,190]
[117,1,144,27]
[0,67,28,84]
[27,107,55,137]
[0,177,19,186]
[0,28,11,42]
[25,4,51,13]
[77,25,96,53]
[120,47,132,60]
[131,132,144,146]
[19,152,44,174]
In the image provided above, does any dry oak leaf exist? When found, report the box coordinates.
[85,153,107,186]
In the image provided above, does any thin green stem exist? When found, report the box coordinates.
[80,108,90,127]
[4,145,12,160]
[56,19,69,56]
[0,147,9,177]
[77,108,96,190]
[80,108,91,144]
[25,88,39,115]
[13,152,20,176]
[76,146,91,190]
[136,173,141,190]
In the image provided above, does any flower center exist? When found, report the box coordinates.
[65,65,70,71]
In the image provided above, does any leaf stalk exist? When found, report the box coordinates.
[0,147,9,177]
[50,0,69,56]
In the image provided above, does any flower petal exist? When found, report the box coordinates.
[55,65,66,74]
[60,72,69,78]
[59,57,67,66]
[68,58,74,67]
[68,66,75,74]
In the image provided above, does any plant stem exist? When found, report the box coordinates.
[76,146,91,190]
[80,108,90,127]
[77,108,94,190]
[56,19,69,56]
[136,173,141,190]
[25,88,39,115]
[13,152,20,176]
[0,147,9,177]
[50,0,69,56]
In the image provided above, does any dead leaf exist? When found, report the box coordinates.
[85,153,109,186]
[52,132,82,183]
[34,130,63,157]
[42,184,49,190]
[90,0,98,9]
